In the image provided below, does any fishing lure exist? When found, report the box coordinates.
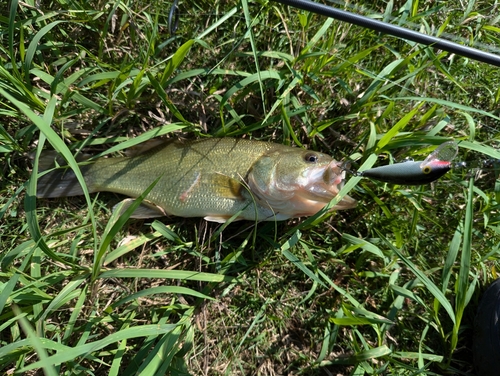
[359,141,458,185]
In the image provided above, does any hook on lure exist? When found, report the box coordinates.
[358,141,458,185]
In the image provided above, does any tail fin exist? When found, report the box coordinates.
[36,166,93,198]
[34,151,95,198]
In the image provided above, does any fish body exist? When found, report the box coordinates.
[36,138,356,222]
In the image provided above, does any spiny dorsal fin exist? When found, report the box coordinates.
[124,139,171,157]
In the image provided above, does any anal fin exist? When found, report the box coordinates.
[113,199,167,219]
[204,215,243,223]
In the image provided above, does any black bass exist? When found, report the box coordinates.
[36,138,356,222]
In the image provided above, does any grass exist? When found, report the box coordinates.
[1,0,500,374]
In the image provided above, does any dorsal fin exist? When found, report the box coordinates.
[124,139,172,157]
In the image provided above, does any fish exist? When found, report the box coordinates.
[36,138,356,222]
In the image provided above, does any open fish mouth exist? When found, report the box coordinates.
[300,161,356,207]
[330,161,357,209]
[337,175,346,190]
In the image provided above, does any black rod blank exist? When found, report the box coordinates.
[272,0,500,67]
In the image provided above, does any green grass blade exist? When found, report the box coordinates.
[111,286,215,309]
[93,175,162,281]
[195,6,237,40]
[394,96,500,121]
[220,70,282,110]
[299,18,334,56]
[159,39,195,86]
[62,285,89,342]
[442,226,462,293]
[104,231,163,265]
[3,90,98,257]
[280,231,325,287]
[136,326,182,375]
[24,21,65,77]
[109,336,128,376]
[12,305,58,376]
[17,324,178,372]
[39,274,88,323]
[242,0,267,116]
[457,140,500,159]
[377,103,423,150]
[99,268,234,283]
[8,0,20,77]
[0,272,20,315]
[90,123,186,158]
[24,100,86,266]
[147,72,189,123]
[377,231,456,325]
[319,345,392,365]
[451,177,475,351]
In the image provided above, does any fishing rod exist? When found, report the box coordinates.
[271,0,500,68]
[264,1,500,183]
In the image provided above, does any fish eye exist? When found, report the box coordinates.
[304,152,319,163]
[422,165,432,174]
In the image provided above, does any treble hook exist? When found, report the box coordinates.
[168,0,179,35]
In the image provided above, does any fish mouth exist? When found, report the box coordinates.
[302,161,357,209]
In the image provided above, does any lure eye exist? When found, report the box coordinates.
[421,165,432,174]
[304,152,319,163]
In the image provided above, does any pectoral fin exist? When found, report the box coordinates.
[113,199,167,219]
[211,173,245,200]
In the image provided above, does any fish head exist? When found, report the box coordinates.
[247,149,357,219]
